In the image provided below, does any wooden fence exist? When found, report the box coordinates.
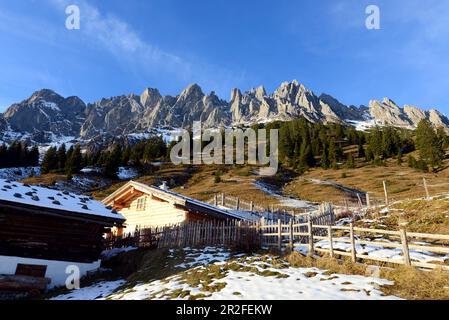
[105,215,449,271]
[261,221,449,271]
[206,193,336,223]
[104,220,261,252]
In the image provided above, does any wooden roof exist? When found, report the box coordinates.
[0,179,125,226]
[103,181,245,220]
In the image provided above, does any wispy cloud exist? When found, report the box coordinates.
[47,0,246,97]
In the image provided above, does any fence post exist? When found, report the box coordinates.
[289,219,294,251]
[357,194,363,208]
[250,201,254,212]
[214,194,218,206]
[327,225,334,258]
[400,228,412,266]
[423,178,430,200]
[349,223,356,263]
[236,197,240,210]
[222,221,225,246]
[221,193,225,206]
[307,219,314,257]
[277,219,282,252]
[383,181,389,206]
[366,193,371,209]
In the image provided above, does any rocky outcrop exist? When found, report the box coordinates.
[80,94,144,139]
[369,98,449,129]
[2,89,86,142]
[0,115,7,133]
[79,84,230,139]
[230,81,370,125]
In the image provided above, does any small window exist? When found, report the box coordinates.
[136,198,146,211]
[15,264,47,278]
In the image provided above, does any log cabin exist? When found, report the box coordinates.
[103,181,249,233]
[0,179,125,289]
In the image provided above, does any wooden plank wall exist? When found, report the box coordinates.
[118,195,187,231]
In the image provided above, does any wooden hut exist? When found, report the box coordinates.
[0,179,125,290]
[103,181,248,233]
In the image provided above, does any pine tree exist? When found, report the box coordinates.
[397,149,403,166]
[415,120,444,169]
[368,127,383,160]
[346,153,355,169]
[328,139,338,169]
[357,141,365,158]
[56,144,67,171]
[408,155,417,169]
[121,146,132,166]
[321,146,329,169]
[41,147,58,174]
[29,146,40,167]
[65,144,82,175]
[104,144,122,179]
[298,144,315,169]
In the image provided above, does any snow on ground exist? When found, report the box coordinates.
[51,247,400,300]
[118,167,139,180]
[52,175,110,193]
[126,128,181,144]
[37,135,77,161]
[80,166,139,181]
[315,237,449,264]
[101,247,138,260]
[80,167,102,174]
[0,167,40,180]
[50,280,126,300]
[205,268,397,300]
[346,119,378,132]
[253,181,316,209]
[172,247,232,269]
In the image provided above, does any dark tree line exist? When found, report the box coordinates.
[265,118,366,171]
[0,141,39,169]
[41,144,84,175]
[41,136,168,178]
[265,117,446,173]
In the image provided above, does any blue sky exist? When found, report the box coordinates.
[1,0,449,114]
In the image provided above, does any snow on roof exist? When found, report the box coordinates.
[0,179,125,221]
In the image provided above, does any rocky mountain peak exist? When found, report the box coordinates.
[140,87,162,107]
[180,83,204,99]
[1,81,448,145]
[28,89,61,102]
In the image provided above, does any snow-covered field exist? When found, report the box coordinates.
[0,167,40,180]
[51,247,400,300]
[315,238,449,264]
[117,167,139,180]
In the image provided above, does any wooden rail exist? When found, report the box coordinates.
[260,221,449,271]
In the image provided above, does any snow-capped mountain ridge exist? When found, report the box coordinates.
[1,81,448,144]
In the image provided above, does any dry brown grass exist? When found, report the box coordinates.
[380,266,449,300]
[171,165,281,207]
[284,156,449,205]
[286,252,367,276]
[365,197,449,234]
[21,173,68,186]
